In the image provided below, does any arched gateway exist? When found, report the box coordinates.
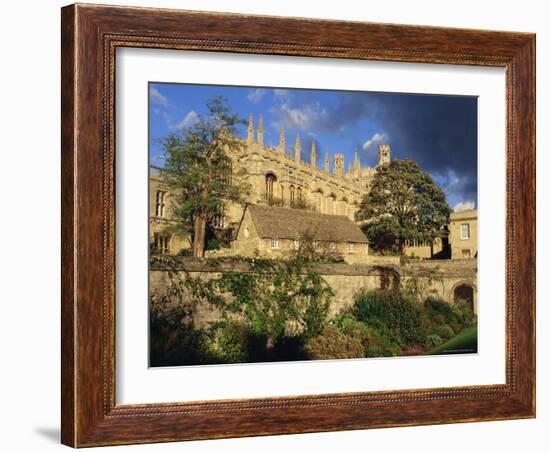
[453,283,475,313]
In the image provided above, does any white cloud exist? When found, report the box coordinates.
[273,89,291,98]
[453,201,476,212]
[149,86,168,107]
[175,110,199,129]
[247,88,266,104]
[362,132,387,151]
[272,102,329,131]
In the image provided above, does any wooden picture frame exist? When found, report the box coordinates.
[61,3,535,447]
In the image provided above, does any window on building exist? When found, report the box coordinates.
[313,240,319,249]
[224,159,232,187]
[327,194,337,215]
[325,196,332,214]
[153,233,170,254]
[271,238,279,250]
[348,242,354,254]
[265,174,276,204]
[212,206,225,229]
[155,190,166,217]
[329,242,336,251]
[280,185,284,205]
[293,239,300,250]
[315,191,323,212]
[297,187,303,202]
[460,223,470,240]
[289,185,295,207]
[341,198,349,216]
[212,215,225,228]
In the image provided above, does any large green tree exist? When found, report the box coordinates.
[160,97,249,257]
[356,159,451,254]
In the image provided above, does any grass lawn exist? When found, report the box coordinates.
[428,325,478,355]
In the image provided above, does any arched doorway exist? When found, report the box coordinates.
[453,284,474,312]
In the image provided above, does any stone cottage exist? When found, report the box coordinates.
[231,204,370,264]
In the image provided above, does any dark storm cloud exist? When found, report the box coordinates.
[297,91,478,205]
[275,92,381,133]
[372,93,478,205]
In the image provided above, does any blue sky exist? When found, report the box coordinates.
[149,83,477,211]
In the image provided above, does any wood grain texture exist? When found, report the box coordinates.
[60,3,536,447]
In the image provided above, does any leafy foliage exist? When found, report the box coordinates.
[149,257,476,365]
[304,325,365,360]
[206,319,267,363]
[426,333,443,347]
[352,289,431,346]
[334,314,401,357]
[285,230,345,263]
[149,311,211,367]
[159,96,250,257]
[356,160,451,253]
[424,296,476,336]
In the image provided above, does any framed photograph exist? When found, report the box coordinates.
[61,3,535,447]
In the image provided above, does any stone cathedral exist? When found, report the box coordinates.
[150,113,477,263]
[223,113,390,224]
[150,113,392,258]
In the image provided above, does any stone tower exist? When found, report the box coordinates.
[294,133,301,162]
[311,141,317,169]
[378,144,391,166]
[354,148,360,171]
[334,153,344,178]
[257,114,264,146]
[279,127,285,153]
[247,114,254,144]
[324,150,330,174]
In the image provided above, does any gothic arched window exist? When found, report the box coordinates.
[225,159,232,187]
[327,194,337,215]
[314,190,323,212]
[289,185,296,207]
[265,174,276,204]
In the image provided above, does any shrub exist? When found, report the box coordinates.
[363,327,402,357]
[433,324,455,341]
[335,314,401,357]
[424,296,476,340]
[208,255,333,349]
[304,325,365,360]
[206,237,221,251]
[452,300,476,327]
[207,320,267,363]
[426,334,443,347]
[336,314,371,343]
[424,297,454,320]
[149,314,211,366]
[353,290,430,346]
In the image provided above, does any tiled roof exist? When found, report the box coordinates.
[247,205,369,243]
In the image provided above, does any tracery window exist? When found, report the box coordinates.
[155,190,166,217]
[265,174,276,204]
